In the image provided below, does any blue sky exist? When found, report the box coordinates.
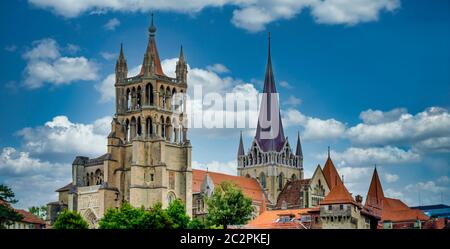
[0,0,449,209]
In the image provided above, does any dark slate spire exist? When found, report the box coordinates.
[238,131,245,156]
[295,131,303,158]
[254,32,286,152]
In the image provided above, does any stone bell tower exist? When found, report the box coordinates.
[110,14,192,215]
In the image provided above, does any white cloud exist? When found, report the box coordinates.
[206,64,230,74]
[347,107,450,149]
[283,108,346,140]
[28,0,401,32]
[192,160,237,176]
[95,65,141,103]
[23,38,60,60]
[23,38,99,89]
[384,172,399,183]
[65,43,80,54]
[0,147,71,209]
[279,80,293,89]
[4,44,17,52]
[339,166,372,183]
[104,18,120,30]
[311,0,400,25]
[359,108,407,125]
[283,96,302,106]
[17,115,111,157]
[100,51,116,60]
[330,146,420,167]
[384,188,404,199]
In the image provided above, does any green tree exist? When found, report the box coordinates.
[53,209,88,229]
[28,205,47,220]
[166,199,190,229]
[187,218,207,229]
[205,181,254,229]
[142,203,174,229]
[99,202,174,229]
[99,203,149,229]
[0,184,23,229]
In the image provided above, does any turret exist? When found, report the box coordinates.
[115,43,128,83]
[176,45,188,83]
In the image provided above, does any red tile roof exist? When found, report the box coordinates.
[320,181,355,205]
[16,209,46,225]
[364,168,429,223]
[322,156,342,190]
[382,198,429,222]
[192,169,266,204]
[365,168,384,211]
[246,208,313,229]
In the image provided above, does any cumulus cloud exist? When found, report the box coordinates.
[104,18,120,30]
[347,107,450,150]
[283,96,302,106]
[206,64,230,74]
[330,146,420,167]
[17,115,111,157]
[279,81,293,89]
[384,172,399,183]
[283,108,346,140]
[192,160,237,176]
[100,51,116,60]
[0,147,71,209]
[95,65,141,103]
[23,38,99,89]
[28,0,400,32]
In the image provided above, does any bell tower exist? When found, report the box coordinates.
[110,14,192,215]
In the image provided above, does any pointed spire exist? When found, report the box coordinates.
[238,131,245,156]
[295,131,303,157]
[365,166,385,210]
[255,32,286,152]
[322,149,342,191]
[119,43,124,58]
[140,14,165,76]
[179,45,185,61]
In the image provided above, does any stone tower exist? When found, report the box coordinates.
[237,34,303,204]
[63,15,192,227]
[113,14,192,213]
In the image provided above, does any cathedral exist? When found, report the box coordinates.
[47,15,327,227]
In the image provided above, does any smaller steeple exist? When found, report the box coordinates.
[115,43,128,83]
[327,146,331,158]
[238,131,245,156]
[295,131,303,158]
[176,45,188,83]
